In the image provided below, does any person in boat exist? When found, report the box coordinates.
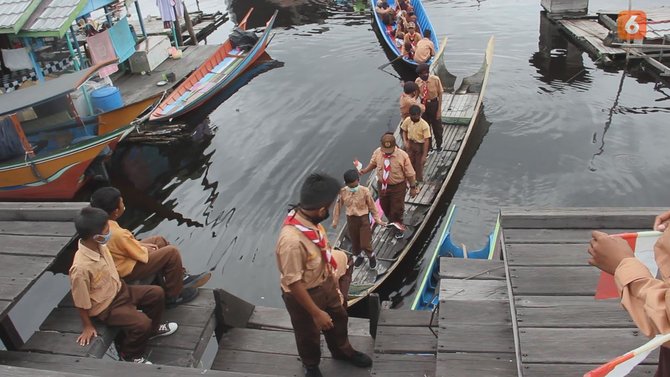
[395,10,408,41]
[70,206,178,364]
[404,22,420,49]
[414,29,435,64]
[588,210,670,376]
[396,0,412,12]
[415,63,444,150]
[90,187,211,307]
[375,0,395,25]
[359,133,419,239]
[276,173,373,377]
[399,81,424,120]
[400,105,431,183]
[332,169,387,270]
[401,40,415,60]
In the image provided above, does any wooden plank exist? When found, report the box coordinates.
[503,228,637,243]
[0,351,274,376]
[40,307,116,335]
[148,324,211,350]
[440,279,509,301]
[162,304,214,329]
[374,325,436,354]
[435,352,517,377]
[0,277,34,301]
[371,353,435,377]
[0,221,73,237]
[509,266,598,296]
[438,324,515,353]
[0,254,53,279]
[440,300,511,326]
[378,309,436,327]
[520,328,658,364]
[212,349,372,377]
[500,207,663,229]
[0,235,71,257]
[515,296,635,328]
[506,243,589,266]
[22,330,115,358]
[0,365,93,377]
[247,306,370,336]
[522,363,657,377]
[0,202,87,221]
[439,258,505,280]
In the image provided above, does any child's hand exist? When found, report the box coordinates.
[331,221,338,229]
[378,220,388,227]
[654,210,670,231]
[587,231,634,275]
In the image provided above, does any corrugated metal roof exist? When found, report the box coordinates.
[18,0,87,37]
[0,0,39,34]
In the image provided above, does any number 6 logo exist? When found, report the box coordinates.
[618,10,647,40]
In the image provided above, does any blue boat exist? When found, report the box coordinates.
[369,0,440,66]
[410,205,501,311]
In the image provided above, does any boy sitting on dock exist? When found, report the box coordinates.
[332,169,386,269]
[70,207,178,364]
[90,187,211,307]
[276,173,372,377]
[400,105,431,183]
[588,210,670,374]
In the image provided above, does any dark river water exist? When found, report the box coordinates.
[113,0,670,309]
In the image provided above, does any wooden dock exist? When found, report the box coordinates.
[0,202,85,350]
[114,44,219,106]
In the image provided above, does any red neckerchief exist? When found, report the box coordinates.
[420,77,429,105]
[381,151,393,194]
[284,210,337,270]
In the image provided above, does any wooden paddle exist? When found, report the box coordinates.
[377,55,404,70]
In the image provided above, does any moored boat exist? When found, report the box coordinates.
[149,9,279,122]
[370,0,439,66]
[410,205,501,311]
[335,36,495,309]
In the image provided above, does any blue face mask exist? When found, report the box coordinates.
[95,230,112,245]
[348,185,359,193]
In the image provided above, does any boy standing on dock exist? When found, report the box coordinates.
[401,105,431,183]
[588,210,670,375]
[359,133,418,239]
[415,63,443,150]
[332,169,386,269]
[90,187,211,307]
[399,81,424,121]
[70,207,178,364]
[276,173,372,377]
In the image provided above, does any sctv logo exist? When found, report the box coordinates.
[617,10,647,41]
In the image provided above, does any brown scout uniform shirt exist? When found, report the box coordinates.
[276,214,332,293]
[415,75,443,101]
[368,147,416,185]
[69,241,122,316]
[106,220,149,277]
[404,31,420,47]
[401,117,431,143]
[399,93,425,120]
[414,38,435,63]
[332,186,382,226]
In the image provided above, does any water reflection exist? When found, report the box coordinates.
[226,0,368,28]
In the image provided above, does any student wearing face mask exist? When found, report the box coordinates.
[415,63,444,150]
[332,170,387,269]
[276,173,373,377]
[69,207,178,364]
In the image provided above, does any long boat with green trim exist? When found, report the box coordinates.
[411,205,500,311]
[334,36,495,309]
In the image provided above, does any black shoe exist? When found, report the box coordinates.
[183,271,211,289]
[166,287,198,308]
[304,365,323,377]
[354,255,365,268]
[336,351,372,368]
[369,256,377,269]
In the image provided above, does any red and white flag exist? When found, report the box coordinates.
[584,333,670,377]
[594,231,662,300]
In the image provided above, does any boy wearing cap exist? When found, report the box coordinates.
[404,22,420,48]
[359,133,418,239]
[332,170,387,269]
[401,105,431,182]
[276,173,372,377]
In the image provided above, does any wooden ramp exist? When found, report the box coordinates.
[501,207,665,376]
[212,290,373,376]
[436,258,517,377]
[556,18,627,58]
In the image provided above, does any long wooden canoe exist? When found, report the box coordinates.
[370,0,439,66]
[150,9,278,121]
[335,36,496,309]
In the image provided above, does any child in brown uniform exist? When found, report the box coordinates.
[332,170,387,269]
[400,105,431,182]
[70,207,178,364]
